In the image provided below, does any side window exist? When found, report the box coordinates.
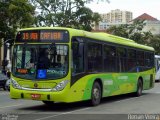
[72,38,84,75]
[150,53,155,68]
[145,52,150,68]
[145,52,154,68]
[117,47,127,72]
[104,45,117,72]
[127,49,136,72]
[137,51,144,67]
[87,42,102,72]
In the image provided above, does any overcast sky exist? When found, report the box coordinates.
[86,0,160,20]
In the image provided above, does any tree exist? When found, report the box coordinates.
[33,0,101,31]
[106,19,160,53]
[9,0,35,28]
[0,0,35,46]
[107,20,149,44]
[128,20,146,35]
[0,1,9,40]
[149,35,160,54]
[86,0,110,4]
[106,24,128,38]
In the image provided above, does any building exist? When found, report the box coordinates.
[105,9,132,24]
[95,9,133,30]
[132,13,160,35]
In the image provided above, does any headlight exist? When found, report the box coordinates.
[11,78,21,89]
[52,80,69,91]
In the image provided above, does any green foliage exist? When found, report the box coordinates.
[9,0,35,28]
[33,0,101,31]
[107,24,128,38]
[149,35,160,54]
[107,19,160,53]
[0,0,35,46]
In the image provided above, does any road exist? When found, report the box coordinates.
[0,83,160,120]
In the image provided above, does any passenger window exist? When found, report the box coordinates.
[87,42,102,72]
[104,45,117,72]
[72,38,84,75]
[117,47,127,72]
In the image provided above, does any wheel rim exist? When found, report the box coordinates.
[138,81,142,95]
[93,87,100,101]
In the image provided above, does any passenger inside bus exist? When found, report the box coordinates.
[37,49,50,69]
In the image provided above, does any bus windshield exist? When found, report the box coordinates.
[12,44,68,80]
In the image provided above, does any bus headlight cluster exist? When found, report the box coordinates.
[52,80,69,91]
[11,78,21,89]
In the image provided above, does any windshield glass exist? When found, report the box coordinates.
[12,44,68,80]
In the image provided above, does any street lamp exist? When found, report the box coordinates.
[1,38,13,75]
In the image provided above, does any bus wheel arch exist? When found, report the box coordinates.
[90,78,103,106]
[135,77,143,97]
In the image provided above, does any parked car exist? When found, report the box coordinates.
[0,71,9,90]
[5,78,11,91]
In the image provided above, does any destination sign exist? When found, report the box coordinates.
[16,30,69,42]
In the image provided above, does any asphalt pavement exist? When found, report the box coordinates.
[1,83,160,120]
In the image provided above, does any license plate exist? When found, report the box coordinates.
[31,94,41,99]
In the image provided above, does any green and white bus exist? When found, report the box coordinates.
[10,27,155,106]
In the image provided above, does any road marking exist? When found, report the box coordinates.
[34,107,91,120]
[0,104,23,109]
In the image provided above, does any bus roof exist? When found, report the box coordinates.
[19,27,154,51]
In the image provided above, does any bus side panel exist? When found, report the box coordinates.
[81,74,121,100]
[111,73,137,95]
[67,75,94,102]
[68,73,138,102]
[142,69,155,90]
[66,74,118,102]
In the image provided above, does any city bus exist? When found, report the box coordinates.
[155,55,160,81]
[10,27,155,106]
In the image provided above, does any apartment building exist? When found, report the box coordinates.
[97,9,133,30]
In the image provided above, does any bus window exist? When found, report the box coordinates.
[145,52,154,69]
[104,45,117,72]
[127,49,136,72]
[87,42,102,72]
[137,51,144,68]
[37,48,50,69]
[117,47,127,72]
[72,39,84,75]
[12,44,68,80]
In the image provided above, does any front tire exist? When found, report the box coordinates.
[90,82,102,106]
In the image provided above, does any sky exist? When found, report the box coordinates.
[86,0,160,20]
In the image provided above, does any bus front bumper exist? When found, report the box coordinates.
[10,86,69,103]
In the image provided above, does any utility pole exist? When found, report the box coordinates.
[1,39,12,75]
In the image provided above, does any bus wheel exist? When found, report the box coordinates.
[91,82,102,106]
[42,101,54,105]
[135,79,143,97]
